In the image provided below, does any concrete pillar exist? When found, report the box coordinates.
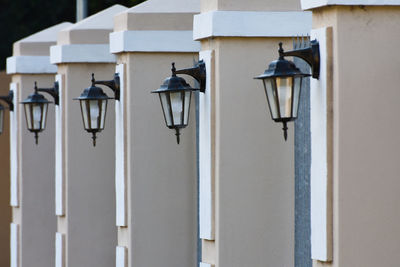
[299,1,400,267]
[193,1,311,266]
[0,70,11,267]
[50,5,127,267]
[6,22,72,267]
[110,0,199,266]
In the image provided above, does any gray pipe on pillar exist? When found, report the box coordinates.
[76,0,88,22]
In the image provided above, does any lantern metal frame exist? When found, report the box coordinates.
[0,90,14,111]
[0,90,14,135]
[174,60,206,93]
[20,82,52,145]
[255,40,320,140]
[36,81,59,105]
[152,60,206,144]
[74,73,117,146]
[279,39,320,79]
[0,104,4,135]
[93,73,120,101]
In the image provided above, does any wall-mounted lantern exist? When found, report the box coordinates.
[152,60,206,144]
[255,39,320,140]
[74,73,120,146]
[0,90,14,135]
[21,81,59,144]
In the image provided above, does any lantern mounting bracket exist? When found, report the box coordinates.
[93,73,120,101]
[174,60,206,93]
[279,39,320,79]
[0,90,14,111]
[36,81,59,105]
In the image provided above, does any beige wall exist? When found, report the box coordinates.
[13,42,55,57]
[114,13,195,31]
[11,73,57,267]
[56,63,116,267]
[117,52,198,267]
[0,71,11,267]
[200,37,295,267]
[312,6,400,267]
[201,0,301,12]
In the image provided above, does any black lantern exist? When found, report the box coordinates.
[152,61,206,144]
[20,82,56,144]
[20,81,58,144]
[0,90,14,135]
[74,73,119,146]
[255,39,320,140]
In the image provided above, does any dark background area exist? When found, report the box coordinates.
[0,0,146,70]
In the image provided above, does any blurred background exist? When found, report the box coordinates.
[0,0,146,70]
[0,1,145,266]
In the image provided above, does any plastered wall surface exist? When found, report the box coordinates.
[11,74,57,267]
[200,37,295,267]
[56,63,116,267]
[113,0,197,32]
[12,22,72,56]
[118,52,197,267]
[200,0,301,12]
[312,6,400,267]
[0,71,11,267]
[57,5,127,45]
[114,13,196,32]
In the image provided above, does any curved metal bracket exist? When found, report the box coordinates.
[175,60,206,93]
[94,73,120,101]
[279,39,320,79]
[37,81,59,105]
[0,90,14,111]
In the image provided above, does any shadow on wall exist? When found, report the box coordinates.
[0,71,10,267]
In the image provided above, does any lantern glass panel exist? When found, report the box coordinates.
[40,103,48,130]
[263,78,279,119]
[33,104,42,129]
[170,91,184,126]
[0,108,4,134]
[24,103,48,131]
[159,92,172,127]
[292,76,302,118]
[276,77,293,119]
[80,100,89,130]
[99,100,107,129]
[80,99,107,131]
[24,104,32,130]
[183,91,191,125]
[89,100,100,129]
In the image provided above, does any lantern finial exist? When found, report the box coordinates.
[34,81,38,93]
[278,42,284,59]
[175,128,180,144]
[92,132,97,147]
[91,73,95,85]
[34,132,39,145]
[171,62,176,77]
[282,122,288,141]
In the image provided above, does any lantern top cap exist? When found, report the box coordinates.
[74,74,113,101]
[152,63,197,94]
[255,56,310,80]
[20,82,52,104]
